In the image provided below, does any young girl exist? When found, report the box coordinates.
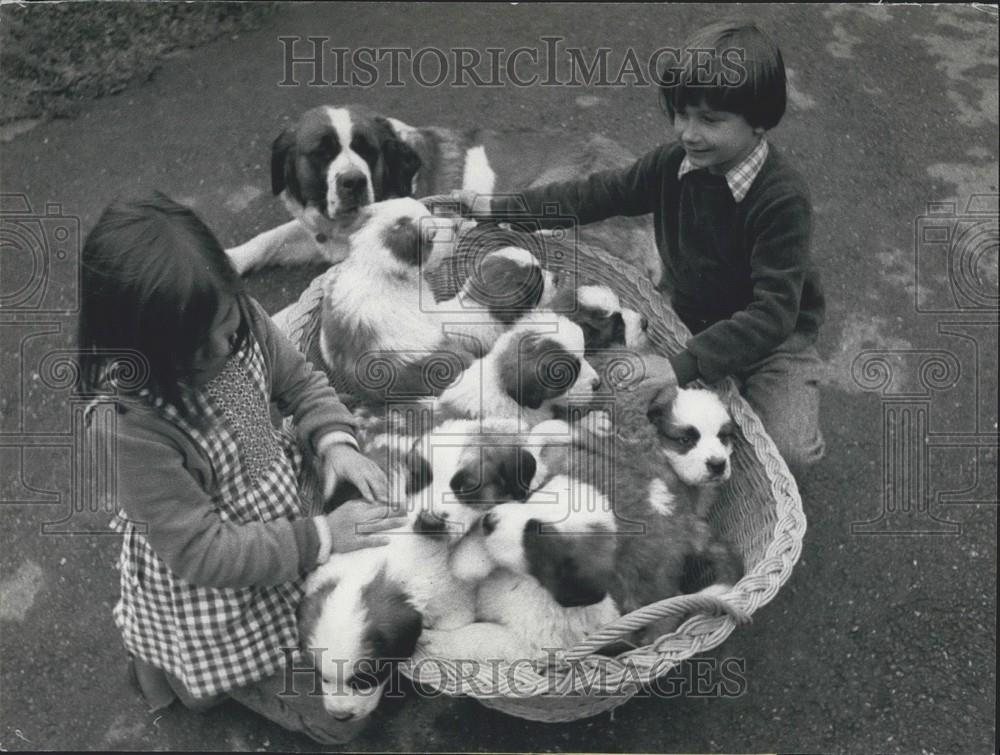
[79,192,405,744]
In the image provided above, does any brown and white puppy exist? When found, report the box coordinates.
[298,419,540,722]
[225,104,659,281]
[529,364,743,645]
[427,474,621,665]
[433,312,602,429]
[319,197,475,407]
[547,283,651,355]
[430,246,559,357]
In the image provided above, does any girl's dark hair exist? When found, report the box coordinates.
[658,20,787,130]
[78,191,251,416]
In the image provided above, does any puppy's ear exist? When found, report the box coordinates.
[383,217,424,266]
[646,382,679,427]
[473,256,545,323]
[523,524,608,608]
[405,448,433,495]
[375,117,422,198]
[370,601,423,662]
[271,127,297,196]
[499,447,537,501]
[413,510,449,537]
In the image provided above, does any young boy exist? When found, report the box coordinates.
[458,20,825,477]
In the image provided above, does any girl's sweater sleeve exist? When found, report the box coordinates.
[249,299,359,455]
[114,412,321,588]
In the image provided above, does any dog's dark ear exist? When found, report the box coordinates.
[365,574,424,662]
[552,565,608,607]
[646,382,679,427]
[271,127,297,196]
[499,447,537,501]
[375,117,422,198]
[405,448,433,495]
[371,603,423,662]
[523,524,609,607]
[506,361,547,410]
[413,510,449,537]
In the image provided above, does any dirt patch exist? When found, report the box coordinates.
[0,2,277,125]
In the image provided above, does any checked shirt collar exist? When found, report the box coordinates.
[678,138,769,203]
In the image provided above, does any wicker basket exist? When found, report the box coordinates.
[278,199,807,723]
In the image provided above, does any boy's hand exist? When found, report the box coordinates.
[324,499,408,554]
[320,444,389,502]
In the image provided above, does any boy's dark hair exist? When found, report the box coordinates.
[659,20,787,130]
[78,191,251,417]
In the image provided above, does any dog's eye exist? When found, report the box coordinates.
[351,136,378,162]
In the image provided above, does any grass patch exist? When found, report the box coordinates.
[0,2,276,125]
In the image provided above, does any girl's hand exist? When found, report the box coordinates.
[320,444,389,502]
[324,499,408,554]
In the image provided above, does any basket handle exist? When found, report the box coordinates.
[561,591,750,662]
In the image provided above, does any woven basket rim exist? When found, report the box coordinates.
[278,198,807,714]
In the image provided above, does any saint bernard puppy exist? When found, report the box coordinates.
[225,104,659,283]
[419,474,621,666]
[430,245,560,357]
[528,363,744,645]
[547,282,651,355]
[318,197,477,407]
[298,417,546,718]
[433,312,602,428]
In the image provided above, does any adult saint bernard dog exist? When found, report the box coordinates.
[226,104,660,283]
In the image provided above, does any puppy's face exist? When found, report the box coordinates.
[460,247,555,324]
[349,197,440,271]
[271,106,422,223]
[404,420,538,539]
[648,385,736,486]
[497,319,601,410]
[298,570,422,721]
[475,478,618,607]
[558,285,627,354]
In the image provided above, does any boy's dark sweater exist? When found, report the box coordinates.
[483,142,825,384]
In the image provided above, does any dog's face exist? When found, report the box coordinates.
[550,284,651,354]
[348,197,441,272]
[647,385,736,486]
[298,569,422,721]
[474,477,618,607]
[460,247,558,324]
[496,317,601,411]
[271,105,422,226]
[404,419,538,539]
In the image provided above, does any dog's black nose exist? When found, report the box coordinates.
[591,376,602,391]
[707,459,727,476]
[482,511,498,535]
[337,171,367,195]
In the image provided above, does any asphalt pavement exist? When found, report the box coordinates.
[1,3,996,753]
